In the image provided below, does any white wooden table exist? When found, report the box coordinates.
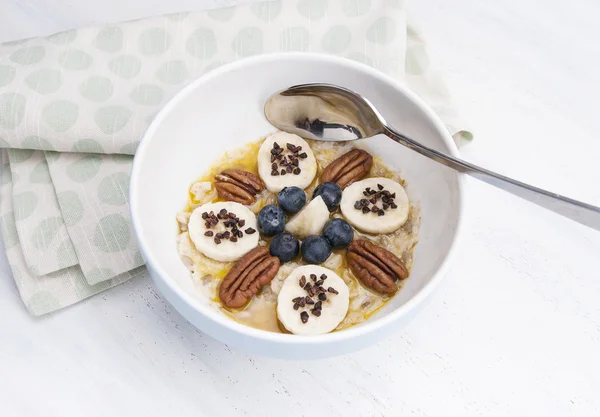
[1,1,599,416]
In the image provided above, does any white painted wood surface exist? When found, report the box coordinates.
[1,0,599,416]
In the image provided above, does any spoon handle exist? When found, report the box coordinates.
[384,126,600,232]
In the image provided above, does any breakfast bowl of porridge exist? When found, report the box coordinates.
[130,53,464,358]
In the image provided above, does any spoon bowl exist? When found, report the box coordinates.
[265,83,600,232]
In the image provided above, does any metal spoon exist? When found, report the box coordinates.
[264,83,600,232]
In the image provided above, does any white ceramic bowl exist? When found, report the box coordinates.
[130,53,464,359]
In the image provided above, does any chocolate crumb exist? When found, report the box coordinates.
[327,287,339,294]
[204,231,214,237]
[378,209,385,216]
[371,206,379,213]
[201,212,208,219]
[298,298,306,307]
[311,309,322,317]
[271,163,277,170]
[304,283,312,293]
[271,170,279,176]
[299,276,307,287]
[305,296,315,305]
[391,203,398,209]
[362,206,370,214]
[383,204,389,210]
[318,293,327,301]
[310,274,317,281]
[300,311,309,323]
[286,165,293,173]
[293,168,301,175]
[377,184,383,190]
[315,279,323,286]
[280,169,286,175]
[230,236,238,242]
[245,227,256,234]
[293,303,300,311]
[238,219,246,227]
[214,237,221,244]
[298,152,307,159]
[314,301,322,310]
[320,274,327,280]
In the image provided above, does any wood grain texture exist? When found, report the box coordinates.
[1,0,599,416]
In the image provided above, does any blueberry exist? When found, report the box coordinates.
[270,232,300,262]
[301,235,332,264]
[322,218,354,249]
[312,182,342,212]
[257,205,285,236]
[278,186,306,214]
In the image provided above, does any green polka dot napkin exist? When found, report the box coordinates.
[0,0,471,316]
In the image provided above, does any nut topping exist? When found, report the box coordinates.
[346,239,408,295]
[320,149,373,189]
[219,247,280,308]
[215,169,264,205]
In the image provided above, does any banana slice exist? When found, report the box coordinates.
[257,132,317,192]
[188,202,259,262]
[285,196,330,238]
[277,265,349,335]
[340,177,409,234]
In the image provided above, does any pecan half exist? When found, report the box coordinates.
[219,246,280,308]
[215,169,264,205]
[347,239,408,295]
[320,149,373,189]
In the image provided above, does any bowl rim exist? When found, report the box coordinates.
[130,52,465,345]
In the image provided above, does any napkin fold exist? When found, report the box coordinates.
[0,0,471,316]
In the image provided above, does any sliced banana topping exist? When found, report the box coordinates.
[257,132,317,192]
[340,177,409,234]
[284,195,330,238]
[188,202,259,262]
[277,265,349,335]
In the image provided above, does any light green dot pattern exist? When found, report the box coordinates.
[280,27,310,51]
[95,106,131,134]
[97,172,130,206]
[22,135,55,150]
[14,192,37,220]
[25,69,63,94]
[29,160,52,184]
[297,0,327,19]
[56,241,79,269]
[207,6,236,21]
[9,46,46,65]
[366,17,397,44]
[30,217,63,250]
[93,214,131,252]
[139,28,171,55]
[0,65,16,88]
[232,27,263,57]
[56,190,85,226]
[251,1,282,20]
[42,100,79,132]
[47,30,77,44]
[27,292,61,314]
[321,25,352,53]
[156,61,188,84]
[347,52,374,66]
[86,268,116,283]
[108,55,142,79]
[72,139,104,153]
[341,0,371,16]
[10,149,34,163]
[79,76,114,102]
[119,143,138,155]
[94,27,123,53]
[0,93,26,129]
[66,155,102,182]
[58,49,93,70]
[0,212,19,249]
[129,84,164,106]
[186,28,218,59]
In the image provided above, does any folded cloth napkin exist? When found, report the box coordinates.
[0,0,471,316]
